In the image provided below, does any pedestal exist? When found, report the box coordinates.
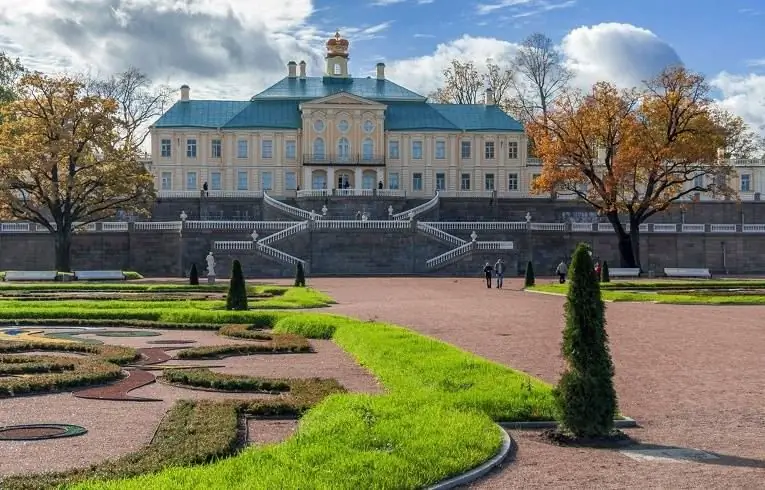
[207,274,216,284]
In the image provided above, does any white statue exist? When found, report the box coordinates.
[205,252,216,276]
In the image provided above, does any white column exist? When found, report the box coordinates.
[354,169,363,189]
[376,168,384,186]
[327,167,335,190]
[303,167,312,189]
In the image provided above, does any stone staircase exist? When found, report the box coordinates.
[416,222,466,247]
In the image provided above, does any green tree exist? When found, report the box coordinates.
[600,260,610,283]
[294,261,306,287]
[524,260,535,287]
[189,263,199,285]
[225,260,248,310]
[0,52,26,109]
[554,243,618,438]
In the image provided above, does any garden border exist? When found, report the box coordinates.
[500,416,638,430]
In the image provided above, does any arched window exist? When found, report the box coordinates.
[337,137,350,161]
[362,138,374,160]
[334,63,341,75]
[313,138,325,159]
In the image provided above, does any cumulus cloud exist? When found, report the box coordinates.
[712,72,765,134]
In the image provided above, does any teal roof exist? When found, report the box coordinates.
[430,104,524,132]
[223,100,301,129]
[152,100,249,128]
[385,102,459,131]
[252,77,426,102]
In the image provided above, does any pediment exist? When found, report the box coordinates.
[301,92,386,109]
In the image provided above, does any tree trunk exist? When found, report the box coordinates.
[54,231,72,272]
[630,227,642,270]
[617,234,638,268]
[607,211,640,269]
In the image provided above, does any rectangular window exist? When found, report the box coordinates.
[261,171,273,191]
[285,140,297,160]
[388,172,400,190]
[508,141,518,159]
[285,171,297,190]
[160,171,172,190]
[186,171,197,190]
[435,140,446,159]
[435,172,446,191]
[412,172,423,191]
[237,171,248,190]
[186,138,197,158]
[412,140,423,160]
[388,141,400,159]
[210,171,222,191]
[484,173,495,190]
[237,139,248,159]
[460,173,471,191]
[261,139,273,159]
[211,139,222,159]
[741,174,751,192]
[693,174,704,188]
[460,141,471,159]
[484,142,495,159]
[160,139,171,158]
[508,173,519,191]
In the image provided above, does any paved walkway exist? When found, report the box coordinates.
[311,277,765,489]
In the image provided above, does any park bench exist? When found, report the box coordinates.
[73,270,126,281]
[4,270,58,281]
[663,268,711,279]
[609,268,641,278]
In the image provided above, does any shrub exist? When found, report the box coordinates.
[294,262,306,287]
[601,260,610,283]
[225,260,248,311]
[122,271,144,280]
[524,260,535,287]
[189,264,199,285]
[162,368,291,392]
[553,243,618,437]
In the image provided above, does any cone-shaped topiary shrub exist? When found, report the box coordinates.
[294,261,306,287]
[553,243,617,437]
[601,260,610,283]
[524,260,535,287]
[225,260,248,310]
[189,263,199,285]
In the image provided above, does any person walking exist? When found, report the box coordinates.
[494,258,506,289]
[556,260,568,284]
[594,261,602,281]
[482,262,493,288]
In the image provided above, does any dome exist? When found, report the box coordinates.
[326,31,349,54]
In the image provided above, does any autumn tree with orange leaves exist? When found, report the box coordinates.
[527,66,759,269]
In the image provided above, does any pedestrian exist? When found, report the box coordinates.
[594,261,601,281]
[494,258,506,289]
[482,262,493,289]
[556,260,567,284]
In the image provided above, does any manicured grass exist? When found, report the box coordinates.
[529,282,765,304]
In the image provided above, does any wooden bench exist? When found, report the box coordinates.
[4,270,58,281]
[74,270,126,281]
[609,268,641,278]
[663,268,712,279]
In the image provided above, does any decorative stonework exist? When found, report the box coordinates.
[0,423,87,441]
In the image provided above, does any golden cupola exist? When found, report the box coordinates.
[326,31,349,58]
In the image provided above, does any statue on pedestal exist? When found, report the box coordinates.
[205,252,216,283]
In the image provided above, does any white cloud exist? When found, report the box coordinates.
[712,72,765,134]
[476,0,575,17]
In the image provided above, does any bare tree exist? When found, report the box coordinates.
[485,61,515,110]
[428,60,483,104]
[710,108,763,159]
[85,67,172,150]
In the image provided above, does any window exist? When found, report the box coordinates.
[388,141,400,159]
[210,172,222,191]
[435,172,446,191]
[388,173,400,190]
[211,139,221,158]
[362,138,374,160]
[161,171,172,190]
[508,173,519,191]
[435,140,446,159]
[237,171,248,190]
[484,173,495,190]
[261,171,273,191]
[285,171,297,190]
[508,141,518,159]
[337,137,350,161]
[338,119,349,132]
[460,173,471,191]
[186,171,197,190]
[313,120,325,132]
[285,140,296,160]
[237,139,248,159]
[741,174,751,192]
[484,141,495,159]
[412,140,423,160]
[460,141,471,159]
[334,63,341,75]
[186,138,197,158]
[362,172,376,189]
[693,174,704,188]
[160,139,171,158]
[412,172,423,191]
[363,120,375,133]
[313,138,325,159]
[261,139,273,159]
[312,172,327,190]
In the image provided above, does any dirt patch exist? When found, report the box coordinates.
[246,417,298,446]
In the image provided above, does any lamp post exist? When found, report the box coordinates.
[178,210,188,278]
[525,211,533,269]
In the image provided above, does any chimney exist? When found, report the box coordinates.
[376,62,385,80]
[299,60,306,78]
[287,61,297,78]
[485,88,494,106]
[180,84,190,101]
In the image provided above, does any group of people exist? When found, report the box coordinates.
[482,259,507,289]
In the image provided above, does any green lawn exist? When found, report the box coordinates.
[530,282,765,304]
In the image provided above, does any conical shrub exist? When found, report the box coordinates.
[524,260,535,287]
[601,260,610,283]
[553,243,617,437]
[225,260,248,310]
[294,262,306,287]
[189,263,199,285]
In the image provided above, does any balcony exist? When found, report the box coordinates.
[302,153,386,166]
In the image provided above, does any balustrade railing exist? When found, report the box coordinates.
[475,241,514,250]
[682,224,706,233]
[416,222,466,247]
[743,224,765,233]
[214,241,253,251]
[710,224,737,233]
[133,221,182,231]
[258,221,309,245]
[426,242,473,268]
[392,192,439,221]
[314,219,411,230]
[428,221,527,231]
[530,223,566,231]
[653,223,678,233]
[256,243,305,265]
[263,192,318,221]
[101,222,129,232]
[185,220,296,231]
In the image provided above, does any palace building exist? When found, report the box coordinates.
[149,31,533,198]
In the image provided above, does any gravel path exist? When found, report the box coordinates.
[314,277,765,490]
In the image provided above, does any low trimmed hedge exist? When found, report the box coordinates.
[162,368,290,393]
[176,335,311,359]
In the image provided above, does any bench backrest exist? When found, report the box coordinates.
[74,270,125,280]
[4,271,58,281]
[664,268,711,276]
[609,268,640,275]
